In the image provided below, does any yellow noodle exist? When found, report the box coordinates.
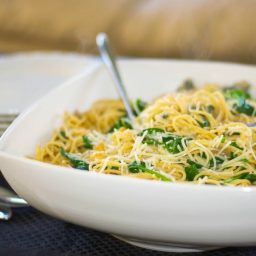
[35,82,256,186]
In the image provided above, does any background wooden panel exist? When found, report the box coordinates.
[0,0,255,63]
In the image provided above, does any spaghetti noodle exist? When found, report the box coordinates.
[35,80,256,186]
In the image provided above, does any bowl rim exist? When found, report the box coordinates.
[1,58,256,194]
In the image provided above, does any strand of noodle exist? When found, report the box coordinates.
[194,142,216,169]
[217,141,232,155]
[99,156,111,173]
[249,142,256,161]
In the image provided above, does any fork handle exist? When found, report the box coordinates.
[0,196,29,208]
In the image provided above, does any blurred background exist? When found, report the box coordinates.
[0,0,256,64]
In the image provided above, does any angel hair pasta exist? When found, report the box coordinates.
[35,80,256,186]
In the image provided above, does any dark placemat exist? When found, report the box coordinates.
[0,174,256,256]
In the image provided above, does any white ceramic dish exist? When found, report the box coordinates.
[0,59,256,253]
[0,52,95,113]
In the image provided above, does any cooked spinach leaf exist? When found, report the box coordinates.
[139,128,165,145]
[83,136,93,149]
[110,166,119,170]
[163,135,186,154]
[221,136,226,143]
[109,117,133,132]
[187,159,203,168]
[228,151,238,160]
[197,115,210,128]
[200,152,207,159]
[224,172,256,183]
[223,87,255,116]
[60,130,68,139]
[117,108,127,114]
[233,98,255,116]
[162,113,169,119]
[135,98,147,113]
[139,128,189,154]
[139,128,165,135]
[178,79,195,91]
[207,105,215,113]
[231,132,240,136]
[109,98,146,132]
[185,161,201,181]
[230,141,243,150]
[224,88,251,100]
[60,147,89,170]
[128,161,171,182]
[209,156,224,168]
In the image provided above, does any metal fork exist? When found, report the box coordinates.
[0,184,28,221]
[0,113,28,220]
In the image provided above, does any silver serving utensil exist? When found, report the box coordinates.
[0,186,28,208]
[0,114,29,211]
[0,206,12,221]
[96,33,135,121]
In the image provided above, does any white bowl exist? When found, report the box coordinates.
[0,52,95,114]
[0,59,256,253]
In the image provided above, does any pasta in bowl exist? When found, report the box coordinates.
[36,80,256,186]
[1,59,256,252]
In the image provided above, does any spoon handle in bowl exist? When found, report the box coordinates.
[96,33,135,121]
